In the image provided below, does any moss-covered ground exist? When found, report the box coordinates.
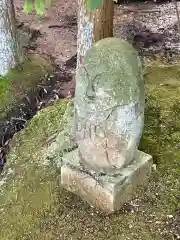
[0,55,53,116]
[0,62,180,239]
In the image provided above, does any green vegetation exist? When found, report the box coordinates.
[0,99,69,240]
[0,63,180,239]
[0,55,53,116]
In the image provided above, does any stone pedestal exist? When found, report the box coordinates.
[61,149,152,213]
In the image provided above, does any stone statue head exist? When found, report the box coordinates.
[75,38,145,175]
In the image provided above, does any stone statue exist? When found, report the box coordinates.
[75,37,144,174]
[61,38,152,213]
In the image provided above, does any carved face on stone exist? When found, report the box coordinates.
[75,38,145,174]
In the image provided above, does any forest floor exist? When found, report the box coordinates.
[14,0,180,66]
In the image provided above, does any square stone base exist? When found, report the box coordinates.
[61,149,152,213]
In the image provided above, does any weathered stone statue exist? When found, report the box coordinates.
[75,37,144,174]
[61,38,152,213]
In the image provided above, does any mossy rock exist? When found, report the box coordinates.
[0,63,180,239]
[0,99,69,239]
[0,55,53,116]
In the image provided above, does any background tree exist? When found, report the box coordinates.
[24,0,114,66]
[77,0,114,66]
[0,0,21,76]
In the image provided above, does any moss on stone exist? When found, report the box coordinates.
[0,62,180,239]
[0,99,68,240]
[0,55,53,114]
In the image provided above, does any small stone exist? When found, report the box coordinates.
[175,234,180,239]
[152,164,157,171]
[129,224,133,229]
[155,221,161,224]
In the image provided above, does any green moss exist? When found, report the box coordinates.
[0,55,53,114]
[144,63,180,108]
[0,99,68,240]
[0,63,180,239]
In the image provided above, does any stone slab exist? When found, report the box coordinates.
[61,149,153,213]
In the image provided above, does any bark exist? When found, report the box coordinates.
[77,0,114,67]
[0,0,20,76]
[172,0,180,40]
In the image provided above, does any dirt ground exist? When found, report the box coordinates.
[14,0,180,69]
[14,0,77,68]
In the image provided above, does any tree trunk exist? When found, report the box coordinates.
[0,0,20,76]
[77,0,114,67]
